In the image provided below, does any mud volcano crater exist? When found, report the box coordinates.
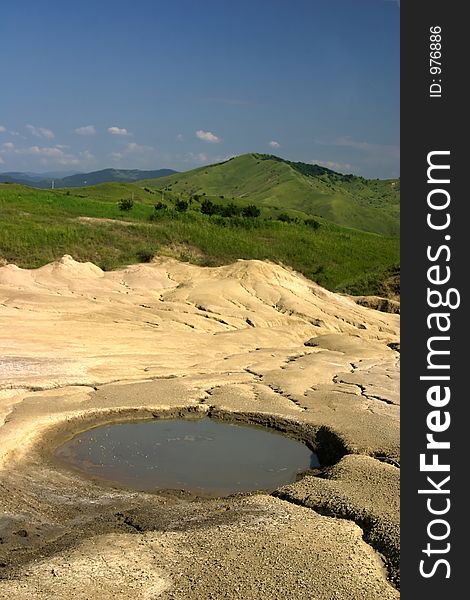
[53,415,321,496]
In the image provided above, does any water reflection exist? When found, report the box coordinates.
[55,418,319,495]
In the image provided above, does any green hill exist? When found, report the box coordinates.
[141,153,400,237]
[0,183,399,296]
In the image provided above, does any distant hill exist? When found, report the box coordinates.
[141,153,400,237]
[2,170,81,180]
[0,168,177,189]
[0,173,50,186]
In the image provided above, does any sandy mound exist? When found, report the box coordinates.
[0,255,398,389]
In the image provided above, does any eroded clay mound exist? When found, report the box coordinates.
[0,256,400,599]
[0,255,398,389]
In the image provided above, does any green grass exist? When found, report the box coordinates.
[0,183,399,295]
[140,153,400,237]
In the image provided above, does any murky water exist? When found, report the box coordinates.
[54,418,319,495]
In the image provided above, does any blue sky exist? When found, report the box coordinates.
[0,0,399,178]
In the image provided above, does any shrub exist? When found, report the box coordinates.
[154,201,166,211]
[212,215,227,227]
[220,202,240,218]
[119,198,134,211]
[241,204,261,218]
[304,218,320,230]
[277,213,292,223]
[175,199,189,212]
[200,199,217,215]
[136,249,154,263]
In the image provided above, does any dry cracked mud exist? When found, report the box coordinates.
[0,256,399,599]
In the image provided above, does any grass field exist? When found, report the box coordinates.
[0,183,399,295]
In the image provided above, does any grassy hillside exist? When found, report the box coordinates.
[0,183,399,295]
[141,153,400,237]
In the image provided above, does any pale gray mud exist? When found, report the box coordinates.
[0,258,400,599]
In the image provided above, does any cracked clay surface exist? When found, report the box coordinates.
[0,256,399,598]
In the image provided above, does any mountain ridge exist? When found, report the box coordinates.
[0,167,177,189]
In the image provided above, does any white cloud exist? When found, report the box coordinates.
[186,152,234,166]
[311,159,353,172]
[108,126,129,136]
[28,146,63,157]
[111,143,154,163]
[16,145,79,165]
[176,133,184,141]
[185,152,215,165]
[312,136,400,177]
[332,136,399,159]
[57,157,81,165]
[0,126,6,133]
[0,141,96,168]
[74,125,96,135]
[125,142,153,153]
[0,156,4,163]
[269,140,280,149]
[196,129,220,143]
[25,124,55,139]
[79,150,95,160]
[28,146,79,164]
[110,142,155,169]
